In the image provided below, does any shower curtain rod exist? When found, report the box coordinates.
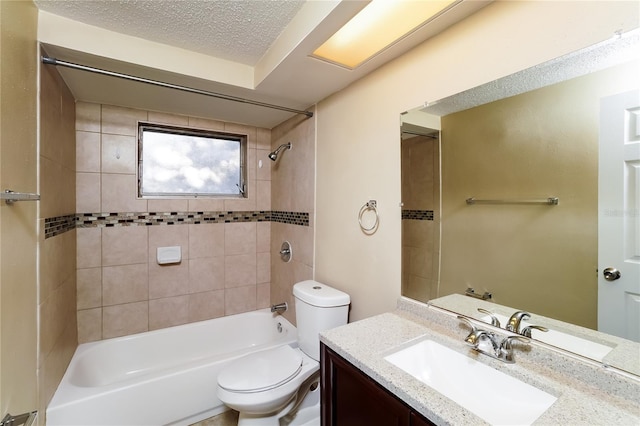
[41,56,314,118]
[402,131,438,139]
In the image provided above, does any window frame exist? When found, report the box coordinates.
[137,122,247,199]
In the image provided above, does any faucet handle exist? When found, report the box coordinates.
[499,335,530,363]
[521,325,549,338]
[457,315,477,332]
[477,308,501,328]
[458,316,495,349]
[500,335,529,349]
[457,316,480,345]
[506,310,531,333]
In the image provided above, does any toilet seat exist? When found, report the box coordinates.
[218,345,303,393]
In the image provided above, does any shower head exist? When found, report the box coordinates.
[268,142,292,161]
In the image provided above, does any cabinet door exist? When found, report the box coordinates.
[411,412,435,426]
[321,343,410,426]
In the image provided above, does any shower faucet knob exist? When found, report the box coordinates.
[280,241,292,262]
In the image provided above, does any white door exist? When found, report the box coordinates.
[598,89,640,342]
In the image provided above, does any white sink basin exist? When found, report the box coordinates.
[481,314,614,361]
[385,339,557,425]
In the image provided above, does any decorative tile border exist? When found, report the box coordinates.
[75,211,273,227]
[44,210,309,238]
[270,211,309,226]
[44,214,77,239]
[401,209,434,221]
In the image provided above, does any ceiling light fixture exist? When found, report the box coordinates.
[312,0,459,70]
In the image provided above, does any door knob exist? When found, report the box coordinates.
[603,267,621,281]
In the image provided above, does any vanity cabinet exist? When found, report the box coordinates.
[321,343,435,426]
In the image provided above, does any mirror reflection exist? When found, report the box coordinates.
[401,125,440,302]
[400,30,640,373]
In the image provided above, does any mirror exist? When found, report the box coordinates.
[400,30,640,374]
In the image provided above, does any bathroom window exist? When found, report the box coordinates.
[138,123,246,198]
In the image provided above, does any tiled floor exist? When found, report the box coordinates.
[190,410,239,426]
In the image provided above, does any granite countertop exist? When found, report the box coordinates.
[320,298,640,425]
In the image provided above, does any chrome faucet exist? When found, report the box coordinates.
[506,311,531,334]
[458,316,529,363]
[270,302,287,314]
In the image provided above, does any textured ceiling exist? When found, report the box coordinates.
[34,0,492,128]
[34,0,305,65]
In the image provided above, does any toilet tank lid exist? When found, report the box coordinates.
[293,280,350,307]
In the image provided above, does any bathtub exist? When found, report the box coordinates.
[47,309,297,426]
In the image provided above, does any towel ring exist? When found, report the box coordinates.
[358,200,379,233]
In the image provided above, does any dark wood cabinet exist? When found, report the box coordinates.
[321,343,435,426]
[410,412,436,426]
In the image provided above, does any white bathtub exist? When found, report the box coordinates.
[47,309,297,426]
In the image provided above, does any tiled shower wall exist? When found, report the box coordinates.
[270,111,316,326]
[39,57,77,417]
[75,103,273,342]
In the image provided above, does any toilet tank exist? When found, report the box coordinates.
[293,280,350,361]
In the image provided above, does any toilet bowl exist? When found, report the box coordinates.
[216,280,350,425]
[217,345,318,416]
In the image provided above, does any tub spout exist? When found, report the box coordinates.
[271,302,287,314]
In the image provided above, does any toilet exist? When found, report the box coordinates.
[217,280,350,425]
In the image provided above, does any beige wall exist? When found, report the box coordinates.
[270,111,315,326]
[315,1,639,322]
[439,61,639,329]
[75,103,273,342]
[0,0,39,418]
[38,53,77,421]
